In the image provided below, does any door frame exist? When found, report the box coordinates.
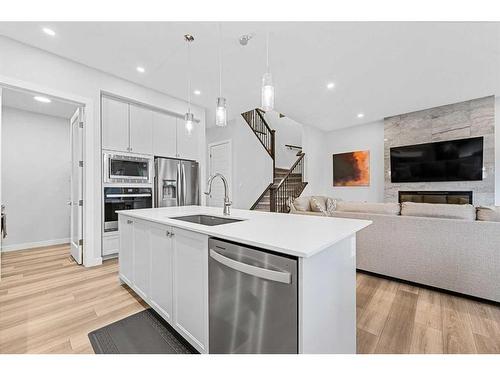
[207,139,232,206]
[70,108,84,264]
[0,75,95,267]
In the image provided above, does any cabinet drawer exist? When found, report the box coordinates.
[102,234,119,256]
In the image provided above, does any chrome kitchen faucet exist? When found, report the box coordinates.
[204,173,232,216]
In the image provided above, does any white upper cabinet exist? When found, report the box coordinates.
[150,225,174,323]
[102,97,129,152]
[129,104,153,155]
[172,227,208,353]
[102,96,200,161]
[152,111,177,158]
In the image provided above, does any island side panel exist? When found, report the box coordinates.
[298,235,357,354]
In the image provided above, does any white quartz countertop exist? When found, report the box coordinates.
[117,206,371,258]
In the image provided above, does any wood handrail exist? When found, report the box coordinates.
[250,182,274,210]
[273,152,305,191]
[255,108,274,135]
[241,108,276,179]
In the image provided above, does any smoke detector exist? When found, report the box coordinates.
[239,33,254,46]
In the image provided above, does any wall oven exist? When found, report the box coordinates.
[103,153,153,184]
[103,187,152,232]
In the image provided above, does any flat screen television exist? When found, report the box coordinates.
[390,137,484,183]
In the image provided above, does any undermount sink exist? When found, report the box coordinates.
[170,214,243,226]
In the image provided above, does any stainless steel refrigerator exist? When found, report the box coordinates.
[154,157,200,207]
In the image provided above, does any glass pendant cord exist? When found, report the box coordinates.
[266,31,269,74]
[218,23,222,98]
[186,37,192,115]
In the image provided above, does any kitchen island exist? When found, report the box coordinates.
[117,205,371,354]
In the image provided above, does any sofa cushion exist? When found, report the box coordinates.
[310,196,327,212]
[293,196,311,212]
[401,202,476,221]
[336,202,401,215]
[476,206,500,222]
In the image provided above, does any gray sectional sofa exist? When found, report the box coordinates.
[289,197,500,302]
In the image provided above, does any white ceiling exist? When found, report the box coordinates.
[2,87,79,119]
[0,22,499,131]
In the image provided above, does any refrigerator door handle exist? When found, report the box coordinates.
[176,163,181,206]
[182,163,187,206]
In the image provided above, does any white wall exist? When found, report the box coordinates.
[301,125,327,196]
[206,117,273,209]
[0,36,206,266]
[496,96,500,205]
[264,111,303,169]
[324,121,385,202]
[1,107,71,251]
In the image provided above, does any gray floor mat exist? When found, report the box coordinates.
[88,309,198,354]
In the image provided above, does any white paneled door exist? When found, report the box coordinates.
[70,108,84,265]
[0,87,3,278]
[208,140,232,207]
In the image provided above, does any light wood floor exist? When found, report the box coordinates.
[0,245,499,354]
[356,272,500,353]
[0,244,147,354]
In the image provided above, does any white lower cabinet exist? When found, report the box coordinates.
[118,216,134,285]
[149,225,174,323]
[132,220,151,300]
[118,217,208,353]
[172,228,209,353]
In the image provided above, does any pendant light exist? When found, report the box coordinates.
[184,34,194,135]
[215,24,228,127]
[261,31,275,112]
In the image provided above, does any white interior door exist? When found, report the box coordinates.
[70,108,84,264]
[208,141,232,207]
[0,87,3,278]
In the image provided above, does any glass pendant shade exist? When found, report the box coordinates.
[261,72,275,111]
[215,97,227,127]
[185,112,194,135]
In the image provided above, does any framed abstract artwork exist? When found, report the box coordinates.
[332,150,370,186]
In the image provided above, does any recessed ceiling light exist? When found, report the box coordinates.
[34,96,51,103]
[42,27,56,37]
[136,66,145,73]
[357,113,365,118]
[326,82,335,90]
[193,90,201,96]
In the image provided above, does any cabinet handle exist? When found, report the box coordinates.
[166,231,171,237]
[127,220,133,224]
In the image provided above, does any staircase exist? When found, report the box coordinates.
[241,108,308,213]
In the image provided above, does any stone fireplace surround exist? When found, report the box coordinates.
[384,96,495,206]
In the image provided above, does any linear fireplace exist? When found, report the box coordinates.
[398,191,473,205]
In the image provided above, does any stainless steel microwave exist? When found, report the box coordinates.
[103,153,153,184]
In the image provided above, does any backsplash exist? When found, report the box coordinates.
[384,96,495,205]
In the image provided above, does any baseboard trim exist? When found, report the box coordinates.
[1,238,70,252]
[357,269,500,306]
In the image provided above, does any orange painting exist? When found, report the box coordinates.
[333,150,370,186]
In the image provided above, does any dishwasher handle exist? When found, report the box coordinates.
[209,249,291,284]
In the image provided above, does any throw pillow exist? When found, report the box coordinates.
[293,196,311,212]
[310,197,326,213]
[325,198,337,216]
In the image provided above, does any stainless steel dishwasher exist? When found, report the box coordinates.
[208,238,298,354]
